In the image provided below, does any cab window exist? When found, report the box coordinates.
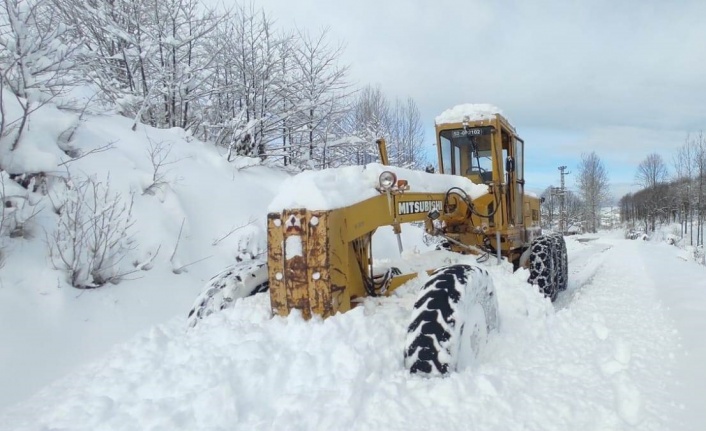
[439,128,493,182]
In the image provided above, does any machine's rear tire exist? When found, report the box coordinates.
[187,256,269,328]
[404,264,499,375]
[551,233,568,292]
[528,235,557,300]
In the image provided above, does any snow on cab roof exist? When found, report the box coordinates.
[435,103,504,126]
[268,163,489,212]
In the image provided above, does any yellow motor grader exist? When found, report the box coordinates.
[188,104,568,375]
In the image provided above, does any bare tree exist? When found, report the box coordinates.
[202,5,291,159]
[17,0,416,173]
[564,190,585,230]
[541,186,584,231]
[690,134,706,245]
[617,135,706,253]
[339,86,428,169]
[50,0,140,110]
[345,85,392,165]
[143,139,183,197]
[540,186,557,229]
[577,152,610,233]
[390,97,426,168]
[636,153,668,189]
[618,192,635,227]
[51,0,222,131]
[674,137,696,244]
[148,0,223,129]
[288,28,350,164]
[0,0,80,153]
[635,153,669,232]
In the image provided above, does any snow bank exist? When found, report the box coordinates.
[268,163,488,212]
[0,89,78,174]
[0,102,290,408]
[632,240,706,428]
[434,103,504,126]
[0,254,547,431]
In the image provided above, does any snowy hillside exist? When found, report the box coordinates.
[0,96,290,408]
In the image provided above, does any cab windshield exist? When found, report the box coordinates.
[439,128,493,181]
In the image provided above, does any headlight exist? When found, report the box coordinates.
[379,171,397,190]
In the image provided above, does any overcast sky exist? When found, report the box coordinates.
[229,0,706,199]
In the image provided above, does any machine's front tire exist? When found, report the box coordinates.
[187,256,269,328]
[404,264,499,375]
[457,302,489,370]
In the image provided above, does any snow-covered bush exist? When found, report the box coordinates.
[688,245,706,266]
[0,171,43,240]
[625,229,640,240]
[48,175,136,288]
[143,139,179,197]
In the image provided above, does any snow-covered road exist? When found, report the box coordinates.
[1,233,704,431]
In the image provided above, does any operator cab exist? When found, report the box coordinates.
[434,104,529,229]
[434,105,523,189]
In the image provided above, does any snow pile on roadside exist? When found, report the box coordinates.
[641,223,706,265]
[631,240,706,428]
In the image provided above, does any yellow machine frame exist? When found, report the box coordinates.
[267,114,541,319]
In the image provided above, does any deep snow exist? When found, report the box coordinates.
[2,232,706,430]
[1,99,705,430]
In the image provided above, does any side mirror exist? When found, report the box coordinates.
[505,156,515,173]
[428,208,441,220]
[425,164,435,173]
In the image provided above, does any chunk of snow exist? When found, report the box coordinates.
[268,163,488,212]
[285,236,303,259]
[434,103,504,126]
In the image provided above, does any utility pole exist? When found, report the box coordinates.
[558,166,570,234]
[550,186,560,230]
